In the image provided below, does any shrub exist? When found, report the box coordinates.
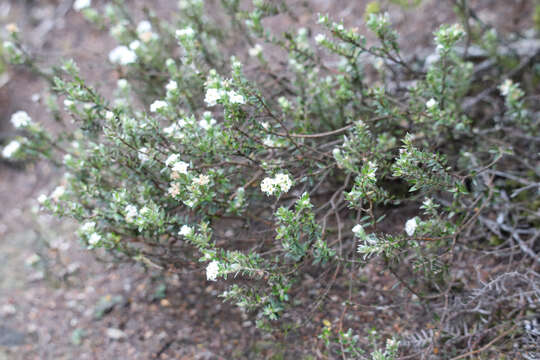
[3,0,539,357]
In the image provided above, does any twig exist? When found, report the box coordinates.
[449,324,518,360]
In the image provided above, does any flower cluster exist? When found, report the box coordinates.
[179,225,193,237]
[175,27,195,39]
[404,218,417,237]
[73,0,91,11]
[124,205,138,223]
[108,46,137,65]
[10,111,32,128]
[248,44,263,57]
[434,23,465,53]
[150,100,168,113]
[260,173,293,196]
[2,140,21,158]
[165,154,189,175]
[204,87,245,107]
[78,221,102,247]
[206,260,219,281]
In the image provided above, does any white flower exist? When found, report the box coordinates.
[2,140,21,158]
[426,98,437,109]
[260,173,293,195]
[204,88,223,107]
[163,122,185,139]
[136,21,152,35]
[37,194,48,204]
[352,224,364,237]
[163,123,177,136]
[206,260,219,281]
[168,183,181,197]
[165,154,180,167]
[332,148,341,158]
[73,0,91,11]
[248,44,263,57]
[198,118,216,130]
[171,161,189,174]
[231,58,243,72]
[110,23,127,39]
[315,33,326,44]
[124,205,138,222]
[166,80,178,92]
[275,173,292,192]
[10,111,32,128]
[117,79,128,89]
[260,177,275,196]
[5,23,19,34]
[405,218,417,236]
[63,154,73,165]
[129,40,141,51]
[261,122,270,130]
[262,136,276,147]
[64,99,75,109]
[422,198,435,209]
[449,23,464,38]
[136,21,155,42]
[138,147,149,162]
[108,46,137,65]
[51,186,65,200]
[193,174,210,186]
[88,233,101,245]
[165,58,175,68]
[228,91,245,104]
[150,100,167,113]
[176,27,195,38]
[499,79,513,96]
[105,111,114,121]
[278,97,290,110]
[81,221,96,233]
[386,338,399,348]
[199,112,216,129]
[179,225,193,237]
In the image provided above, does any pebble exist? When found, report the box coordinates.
[105,328,127,340]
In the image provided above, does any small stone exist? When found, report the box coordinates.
[106,328,126,340]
